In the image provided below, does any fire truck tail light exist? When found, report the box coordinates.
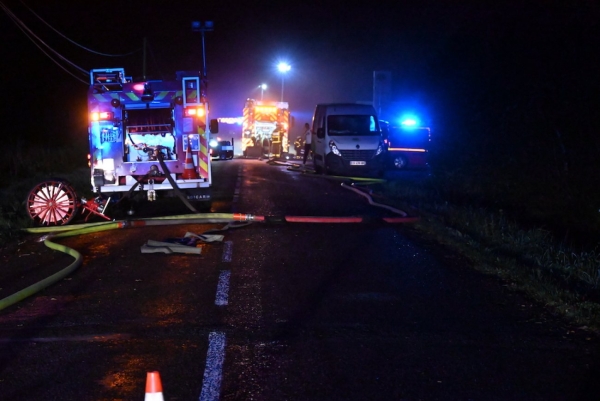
[185,107,205,117]
[91,112,114,121]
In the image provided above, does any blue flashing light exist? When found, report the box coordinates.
[399,114,420,128]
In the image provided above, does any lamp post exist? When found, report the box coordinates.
[259,83,267,101]
[277,62,291,102]
[191,21,214,82]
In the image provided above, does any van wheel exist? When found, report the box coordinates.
[392,155,408,169]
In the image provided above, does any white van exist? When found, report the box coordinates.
[311,103,385,176]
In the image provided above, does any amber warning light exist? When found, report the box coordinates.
[90,112,114,121]
[184,107,205,117]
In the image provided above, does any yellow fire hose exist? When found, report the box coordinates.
[0,227,86,311]
[0,213,253,312]
[1,182,417,312]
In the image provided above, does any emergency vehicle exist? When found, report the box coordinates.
[381,119,431,170]
[241,98,290,158]
[26,68,218,225]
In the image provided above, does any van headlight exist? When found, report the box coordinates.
[329,140,341,156]
[375,143,383,156]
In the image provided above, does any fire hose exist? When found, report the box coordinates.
[0,214,254,311]
[120,143,199,213]
[1,181,418,311]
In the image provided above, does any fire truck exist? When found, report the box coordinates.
[241,98,290,158]
[26,68,218,225]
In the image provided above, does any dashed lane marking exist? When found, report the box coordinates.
[215,270,231,306]
[199,331,226,401]
[222,241,233,263]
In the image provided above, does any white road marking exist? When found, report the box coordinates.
[215,270,231,306]
[222,241,233,262]
[199,331,226,401]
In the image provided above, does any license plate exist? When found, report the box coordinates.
[349,161,366,166]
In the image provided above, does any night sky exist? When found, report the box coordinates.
[0,0,468,130]
[1,0,599,162]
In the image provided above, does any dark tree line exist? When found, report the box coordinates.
[413,1,600,236]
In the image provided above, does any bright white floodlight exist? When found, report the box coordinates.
[277,63,291,101]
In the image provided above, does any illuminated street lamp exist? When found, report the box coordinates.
[277,62,291,102]
[259,83,267,100]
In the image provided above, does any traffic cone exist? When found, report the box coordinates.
[145,371,164,401]
[182,137,199,179]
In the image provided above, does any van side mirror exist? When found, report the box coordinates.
[317,127,325,139]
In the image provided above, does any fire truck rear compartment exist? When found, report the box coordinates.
[124,108,176,162]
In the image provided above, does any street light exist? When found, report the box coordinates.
[259,83,267,101]
[277,62,291,102]
[191,20,214,81]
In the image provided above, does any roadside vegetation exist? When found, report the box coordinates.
[379,165,600,332]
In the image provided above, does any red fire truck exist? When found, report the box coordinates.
[26,68,218,225]
[241,99,290,158]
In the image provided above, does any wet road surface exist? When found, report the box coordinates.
[0,158,598,400]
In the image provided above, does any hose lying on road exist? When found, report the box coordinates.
[340,182,409,217]
[0,229,83,311]
[287,165,388,185]
[1,214,256,312]
[6,195,419,312]
[266,159,296,167]
[23,213,254,234]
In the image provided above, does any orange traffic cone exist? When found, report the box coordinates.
[145,371,164,401]
[182,137,199,179]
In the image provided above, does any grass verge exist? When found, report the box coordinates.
[378,172,600,331]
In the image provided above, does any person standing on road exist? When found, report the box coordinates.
[303,122,312,165]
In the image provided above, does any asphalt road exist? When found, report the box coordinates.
[0,158,598,400]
